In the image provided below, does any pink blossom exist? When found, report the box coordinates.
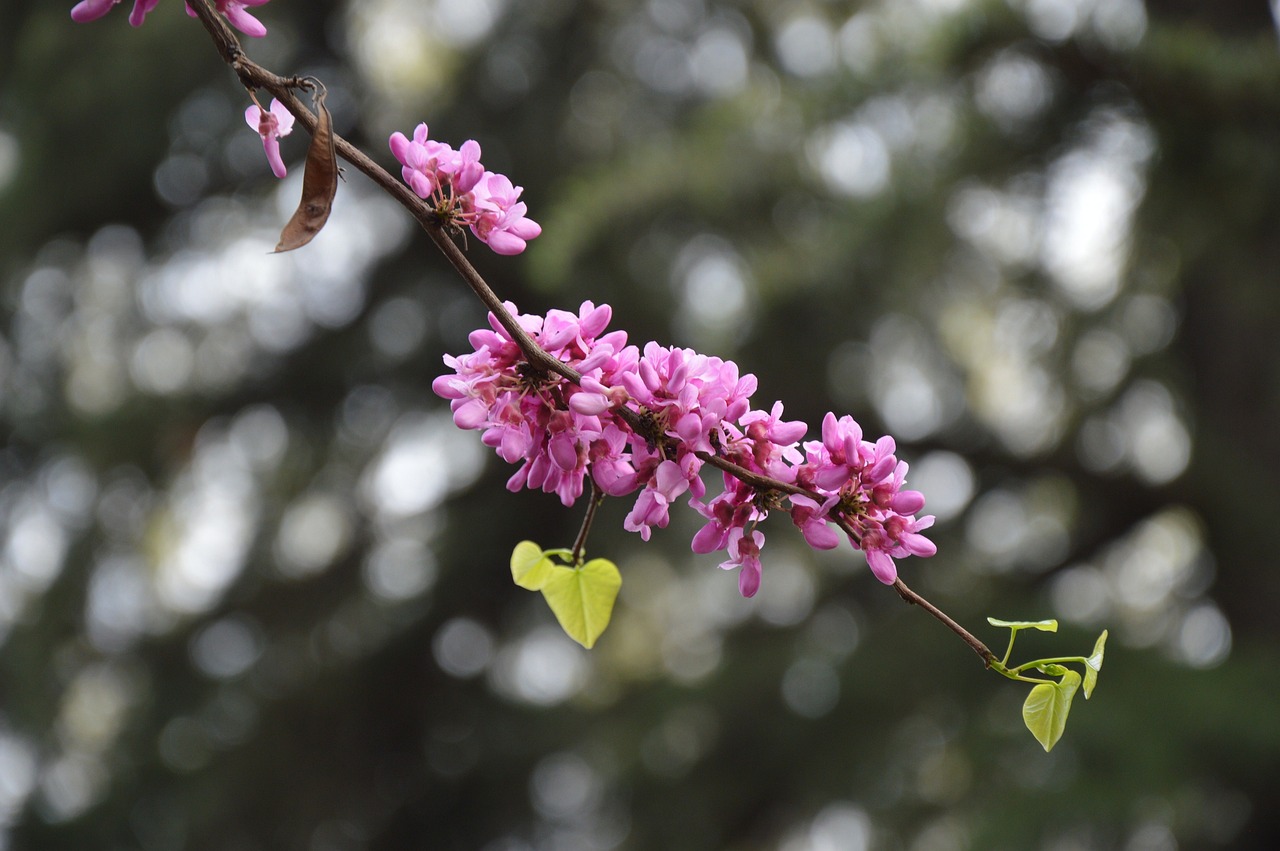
[788,494,841,550]
[720,527,765,598]
[623,460,690,541]
[470,173,542,256]
[389,127,542,256]
[691,480,759,554]
[433,302,938,596]
[856,512,935,585]
[185,0,271,37]
[70,0,158,25]
[442,139,485,195]
[213,0,270,38]
[244,98,294,178]
[862,535,900,584]
[73,0,272,35]
[568,377,627,416]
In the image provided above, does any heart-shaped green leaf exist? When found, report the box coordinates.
[987,617,1059,633]
[1082,629,1108,699]
[511,540,554,591]
[540,558,622,649]
[1022,670,1081,752]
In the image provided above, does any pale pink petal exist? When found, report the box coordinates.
[891,490,926,515]
[866,549,898,584]
[900,533,937,558]
[507,217,542,240]
[71,0,119,23]
[245,104,264,131]
[738,560,761,598]
[222,2,267,37]
[801,520,841,551]
[262,134,287,178]
[483,231,527,255]
[268,99,294,135]
[691,522,728,554]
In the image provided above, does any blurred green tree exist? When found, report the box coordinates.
[1,1,1278,849]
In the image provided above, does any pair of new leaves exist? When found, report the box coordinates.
[510,541,622,649]
[270,82,1111,756]
[988,618,1109,752]
[508,548,1108,754]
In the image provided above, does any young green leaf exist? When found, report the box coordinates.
[1022,670,1081,752]
[539,558,622,649]
[510,540,554,591]
[987,617,1059,633]
[1082,629,1108,699]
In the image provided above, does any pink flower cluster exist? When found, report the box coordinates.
[390,124,541,256]
[70,0,271,37]
[433,301,936,597]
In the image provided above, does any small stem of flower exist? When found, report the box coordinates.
[571,481,605,566]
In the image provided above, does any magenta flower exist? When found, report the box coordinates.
[244,98,294,179]
[433,301,938,596]
[73,0,271,35]
[788,493,841,550]
[470,173,543,256]
[389,125,541,256]
[720,527,765,598]
[185,0,271,37]
[71,0,159,25]
[623,460,690,541]
[212,0,270,38]
[442,139,485,195]
[691,484,758,554]
[861,533,900,585]
[390,124,458,199]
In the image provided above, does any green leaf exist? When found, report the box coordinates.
[1022,670,1081,752]
[510,541,555,591]
[987,617,1059,633]
[1083,629,1108,699]
[539,558,622,649]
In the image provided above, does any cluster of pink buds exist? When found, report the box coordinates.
[390,125,542,256]
[71,0,272,36]
[433,301,936,597]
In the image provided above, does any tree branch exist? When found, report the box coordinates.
[892,578,997,665]
[184,0,995,667]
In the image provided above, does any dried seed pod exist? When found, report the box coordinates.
[274,86,337,252]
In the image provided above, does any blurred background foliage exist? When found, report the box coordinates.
[1,0,1279,848]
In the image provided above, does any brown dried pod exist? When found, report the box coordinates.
[273,86,338,253]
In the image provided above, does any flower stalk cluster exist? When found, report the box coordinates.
[389,125,542,256]
[433,301,936,597]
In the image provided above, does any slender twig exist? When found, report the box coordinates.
[571,481,605,566]
[892,577,996,665]
[184,0,996,668]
